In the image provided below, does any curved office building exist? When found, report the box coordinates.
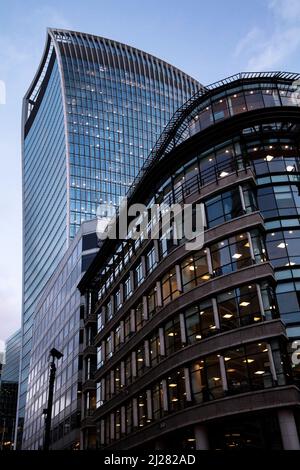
[79,72,300,450]
[18,28,200,447]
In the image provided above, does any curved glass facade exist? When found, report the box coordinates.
[79,73,300,450]
[18,28,200,447]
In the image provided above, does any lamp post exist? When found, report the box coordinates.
[43,348,63,451]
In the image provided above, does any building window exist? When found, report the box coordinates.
[135,302,144,331]
[136,344,146,377]
[96,381,103,408]
[147,286,157,318]
[217,284,262,330]
[125,355,132,386]
[266,229,300,268]
[210,232,253,276]
[161,267,179,305]
[107,299,113,321]
[97,345,103,369]
[97,309,104,332]
[137,391,148,428]
[114,324,121,351]
[134,261,144,287]
[124,276,132,300]
[191,355,223,402]
[146,246,157,274]
[185,300,216,342]
[105,336,112,360]
[164,315,182,355]
[224,342,273,393]
[152,381,164,421]
[181,250,210,292]
[276,281,300,324]
[205,188,244,228]
[126,402,133,435]
[114,367,121,394]
[115,289,122,311]
[167,369,187,412]
[149,331,161,366]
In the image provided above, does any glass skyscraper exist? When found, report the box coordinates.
[17,27,200,446]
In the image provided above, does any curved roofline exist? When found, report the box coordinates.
[24,31,52,102]
[126,70,300,202]
[47,27,201,84]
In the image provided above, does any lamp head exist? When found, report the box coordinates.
[50,348,63,360]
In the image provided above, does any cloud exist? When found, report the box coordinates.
[235,0,300,70]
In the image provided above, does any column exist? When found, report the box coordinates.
[194,423,210,450]
[278,409,300,450]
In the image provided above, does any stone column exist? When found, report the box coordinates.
[278,409,300,450]
[194,423,210,450]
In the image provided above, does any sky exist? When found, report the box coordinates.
[1,0,300,350]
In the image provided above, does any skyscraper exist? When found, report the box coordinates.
[17,27,200,446]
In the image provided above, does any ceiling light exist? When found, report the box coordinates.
[213,377,221,381]
[286,165,294,172]
[187,438,196,442]
[195,334,202,339]
[171,398,179,402]
[224,357,231,361]
[265,155,274,161]
[254,370,265,375]
[227,368,236,373]
[232,253,242,259]
[263,348,268,352]
[209,325,217,330]
[286,262,296,266]
[168,332,175,337]
[240,301,250,307]
[244,242,250,247]
[200,310,205,315]
[189,266,195,271]
[137,358,144,362]
[220,171,229,178]
[169,383,177,388]
[223,314,233,319]
[277,242,287,248]
[243,358,254,363]
[254,316,261,321]
[201,274,210,280]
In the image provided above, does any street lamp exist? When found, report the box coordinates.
[43,348,63,451]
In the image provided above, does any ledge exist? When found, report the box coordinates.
[105,385,300,450]
[91,318,286,419]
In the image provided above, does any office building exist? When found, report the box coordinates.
[78,72,300,450]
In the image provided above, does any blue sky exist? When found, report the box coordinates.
[1,0,300,348]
